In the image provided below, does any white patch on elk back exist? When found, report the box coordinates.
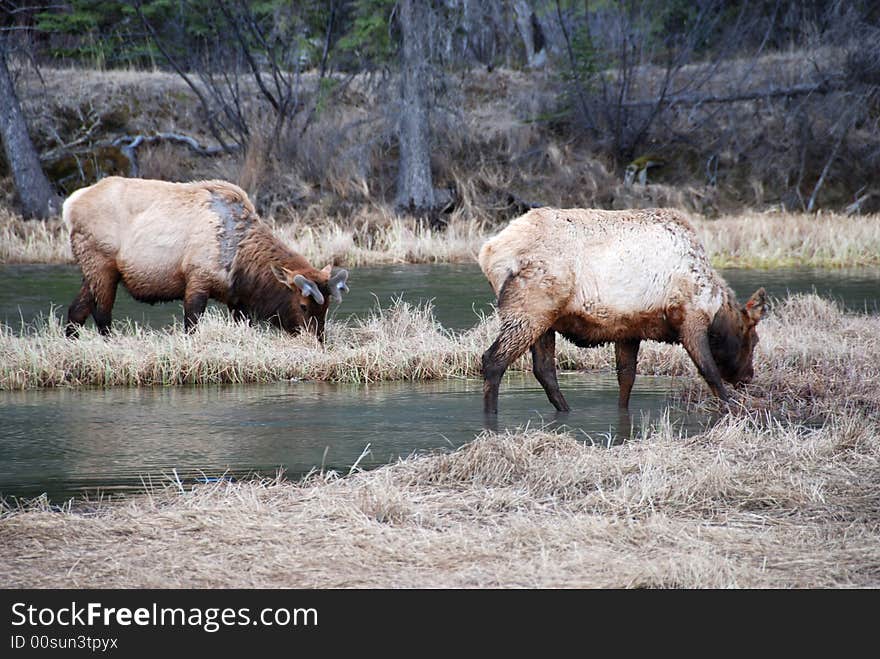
[479,207,727,319]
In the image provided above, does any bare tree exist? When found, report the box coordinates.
[513,0,546,68]
[557,0,742,167]
[395,0,436,213]
[137,0,337,157]
[0,33,58,218]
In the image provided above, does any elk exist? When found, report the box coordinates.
[62,177,349,339]
[478,207,767,413]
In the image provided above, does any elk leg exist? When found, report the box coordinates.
[615,339,641,409]
[680,317,729,403]
[89,267,120,336]
[65,280,95,338]
[73,242,119,336]
[184,287,209,332]
[531,330,570,412]
[483,270,563,414]
[483,313,549,414]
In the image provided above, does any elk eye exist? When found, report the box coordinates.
[299,303,308,313]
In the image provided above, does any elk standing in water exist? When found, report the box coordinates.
[478,207,767,413]
[63,177,349,339]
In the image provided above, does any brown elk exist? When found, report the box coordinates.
[62,177,349,339]
[478,207,767,413]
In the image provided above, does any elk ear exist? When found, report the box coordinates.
[320,264,333,276]
[744,287,768,324]
[270,264,294,289]
[327,268,349,303]
[292,274,325,305]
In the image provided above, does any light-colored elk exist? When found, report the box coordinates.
[63,176,349,339]
[478,207,767,413]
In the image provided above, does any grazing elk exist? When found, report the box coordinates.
[478,207,767,413]
[62,177,349,339]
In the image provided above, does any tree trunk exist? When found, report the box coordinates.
[395,0,435,213]
[514,0,545,68]
[0,39,58,219]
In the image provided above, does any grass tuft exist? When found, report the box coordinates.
[2,408,877,588]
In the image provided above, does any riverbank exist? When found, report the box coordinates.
[1,295,878,427]
[3,293,878,587]
[3,408,878,588]
[2,209,880,268]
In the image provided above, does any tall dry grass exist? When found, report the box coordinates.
[694,211,880,268]
[2,408,877,588]
[0,211,70,264]
[2,208,880,268]
[0,300,473,389]
[272,209,487,266]
[3,293,879,432]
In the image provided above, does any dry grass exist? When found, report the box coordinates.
[272,210,487,266]
[695,211,880,268]
[3,291,879,432]
[0,210,70,264]
[3,208,880,268]
[2,409,877,588]
[0,300,469,389]
[2,292,878,588]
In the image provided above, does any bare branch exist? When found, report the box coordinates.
[135,1,238,152]
[807,104,856,212]
[110,132,238,177]
[218,1,281,114]
[555,0,595,132]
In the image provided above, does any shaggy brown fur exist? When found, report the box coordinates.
[62,177,349,338]
[479,208,768,413]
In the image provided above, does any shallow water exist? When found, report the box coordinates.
[0,373,706,502]
[720,267,880,314]
[0,263,497,332]
[1,263,877,332]
[0,262,877,502]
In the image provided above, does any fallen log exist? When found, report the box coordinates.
[111,133,239,177]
